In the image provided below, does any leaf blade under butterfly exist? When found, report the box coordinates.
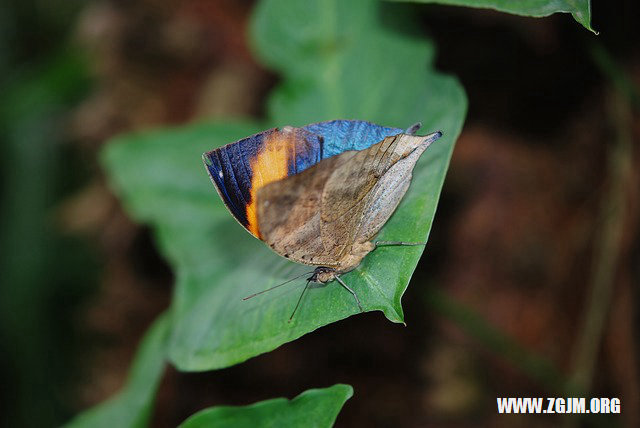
[101,0,467,371]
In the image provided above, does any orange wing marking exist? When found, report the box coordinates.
[246,129,295,238]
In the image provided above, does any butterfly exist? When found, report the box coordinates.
[203,120,441,319]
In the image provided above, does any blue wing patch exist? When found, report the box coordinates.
[303,120,404,158]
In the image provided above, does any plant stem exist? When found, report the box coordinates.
[423,285,570,393]
[569,84,634,393]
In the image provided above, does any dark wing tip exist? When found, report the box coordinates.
[421,130,443,146]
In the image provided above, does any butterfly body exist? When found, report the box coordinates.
[257,132,439,275]
[203,120,442,312]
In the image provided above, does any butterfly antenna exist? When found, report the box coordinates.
[242,271,314,301]
[288,280,312,322]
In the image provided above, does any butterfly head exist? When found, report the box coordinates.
[308,266,338,284]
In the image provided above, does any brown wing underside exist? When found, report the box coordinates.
[256,133,433,271]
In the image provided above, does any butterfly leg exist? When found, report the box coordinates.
[334,276,363,312]
[374,240,426,248]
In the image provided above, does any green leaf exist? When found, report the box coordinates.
[178,384,353,428]
[393,0,595,33]
[64,314,169,428]
[101,0,466,371]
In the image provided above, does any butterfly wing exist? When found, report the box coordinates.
[202,120,405,239]
[257,131,442,271]
[319,132,441,271]
[255,154,342,266]
[302,119,403,158]
[203,126,323,238]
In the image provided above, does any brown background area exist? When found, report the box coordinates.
[1,0,638,427]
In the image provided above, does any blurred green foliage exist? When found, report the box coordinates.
[65,315,169,428]
[0,1,95,427]
[179,384,353,428]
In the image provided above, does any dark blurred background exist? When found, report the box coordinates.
[0,0,638,427]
